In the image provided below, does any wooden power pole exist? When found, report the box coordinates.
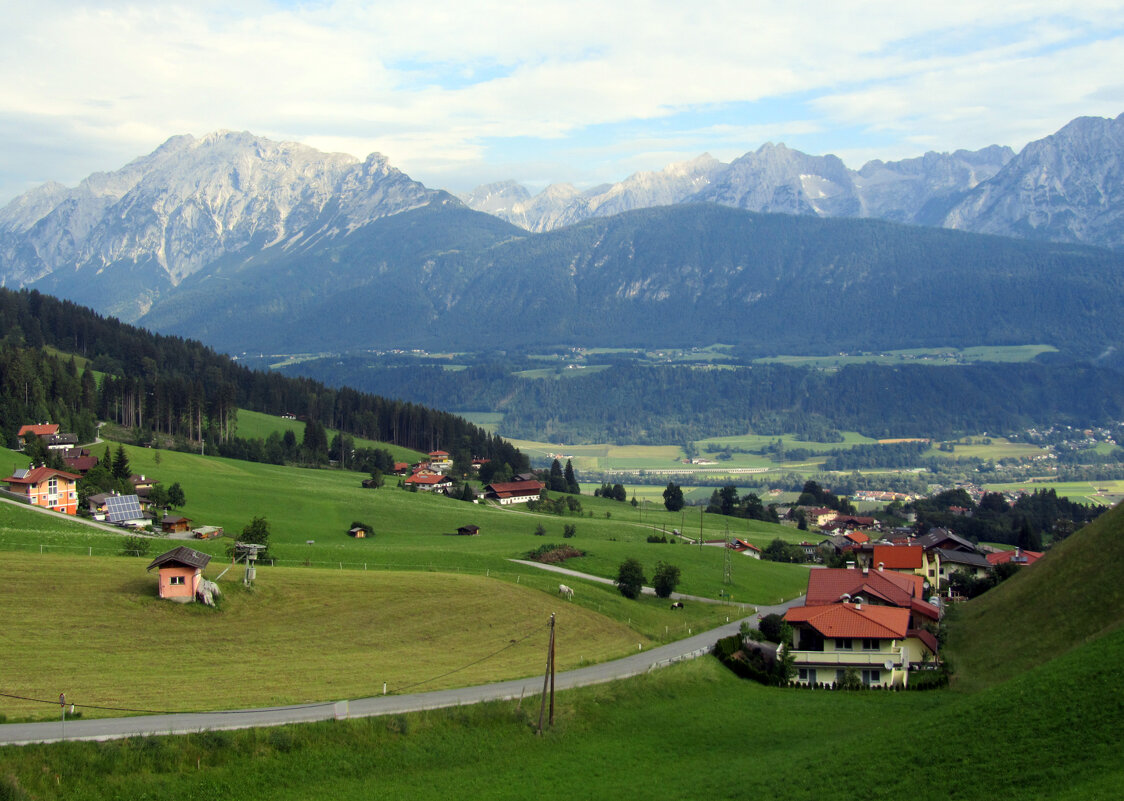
[538,613,556,734]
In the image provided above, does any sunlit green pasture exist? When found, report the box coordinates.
[754,344,1058,368]
[232,409,425,462]
[983,480,1124,507]
[922,437,1048,460]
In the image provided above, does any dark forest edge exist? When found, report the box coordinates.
[279,353,1124,444]
[0,288,529,480]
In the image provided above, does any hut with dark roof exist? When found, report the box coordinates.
[147,546,211,602]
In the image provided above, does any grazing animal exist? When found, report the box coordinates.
[558,584,574,600]
[670,601,685,609]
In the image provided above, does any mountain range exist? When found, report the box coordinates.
[461,113,1124,251]
[0,113,1121,357]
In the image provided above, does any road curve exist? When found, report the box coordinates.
[0,597,803,746]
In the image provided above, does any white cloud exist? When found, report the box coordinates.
[0,1,1122,199]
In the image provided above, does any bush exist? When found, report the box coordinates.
[647,534,668,543]
[758,613,786,643]
[524,544,585,563]
[120,535,151,558]
[533,523,547,536]
[616,558,646,599]
[563,524,576,538]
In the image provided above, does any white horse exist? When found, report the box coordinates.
[558,583,574,600]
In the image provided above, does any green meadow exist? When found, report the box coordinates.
[754,344,1058,368]
[2,503,1122,799]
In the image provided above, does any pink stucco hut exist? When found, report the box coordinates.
[147,546,211,602]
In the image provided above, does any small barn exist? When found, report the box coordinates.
[147,546,211,602]
[161,515,193,534]
[457,524,480,536]
[348,525,371,538]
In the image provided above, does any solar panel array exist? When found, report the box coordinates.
[106,494,144,524]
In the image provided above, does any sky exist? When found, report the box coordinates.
[1,1,1123,204]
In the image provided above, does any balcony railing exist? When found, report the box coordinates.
[789,647,904,667]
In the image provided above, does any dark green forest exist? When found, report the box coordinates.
[282,358,1124,443]
[0,288,528,477]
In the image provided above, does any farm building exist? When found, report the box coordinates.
[457,524,480,536]
[484,480,544,505]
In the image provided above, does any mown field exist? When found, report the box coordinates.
[2,505,1122,800]
[0,546,740,723]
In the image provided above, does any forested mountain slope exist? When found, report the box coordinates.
[144,203,1124,357]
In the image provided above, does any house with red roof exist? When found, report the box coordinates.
[17,423,59,449]
[864,544,940,585]
[783,601,937,688]
[484,480,544,505]
[427,450,453,471]
[404,473,454,492]
[986,548,1043,568]
[2,467,81,515]
[804,565,940,628]
[729,539,762,559]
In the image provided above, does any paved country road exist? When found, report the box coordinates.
[0,597,804,747]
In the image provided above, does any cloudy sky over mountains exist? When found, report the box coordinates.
[2,1,1122,203]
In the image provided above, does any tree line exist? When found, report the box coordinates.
[287,356,1124,445]
[0,288,528,477]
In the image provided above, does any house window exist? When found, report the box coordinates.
[798,668,817,684]
[861,638,879,651]
[47,477,59,495]
[169,576,186,586]
[835,638,853,650]
[835,669,846,685]
[861,669,881,685]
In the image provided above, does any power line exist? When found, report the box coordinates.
[390,624,545,695]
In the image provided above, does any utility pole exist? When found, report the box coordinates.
[537,613,556,734]
[724,525,733,585]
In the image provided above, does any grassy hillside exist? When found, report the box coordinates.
[1,439,809,605]
[944,499,1124,691]
[1,549,691,722]
[2,629,1122,799]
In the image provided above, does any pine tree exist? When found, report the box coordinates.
[112,444,131,480]
[564,459,579,494]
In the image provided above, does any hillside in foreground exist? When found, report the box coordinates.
[1,496,1122,798]
[944,498,1124,690]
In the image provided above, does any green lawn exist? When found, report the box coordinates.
[2,619,1121,800]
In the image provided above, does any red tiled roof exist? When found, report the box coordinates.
[908,628,939,654]
[805,567,919,607]
[486,481,544,495]
[785,603,910,639]
[4,466,81,485]
[730,539,761,552]
[910,598,942,621]
[18,423,59,437]
[873,545,923,570]
[428,450,450,457]
[64,456,100,472]
[405,474,450,485]
[986,549,1043,566]
[844,531,870,544]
